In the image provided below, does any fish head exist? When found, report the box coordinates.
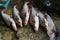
[15,16,23,27]
[10,19,17,32]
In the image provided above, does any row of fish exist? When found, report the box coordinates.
[0,1,57,40]
[0,1,30,32]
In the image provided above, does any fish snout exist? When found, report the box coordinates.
[18,20,23,27]
[33,26,39,33]
[24,19,27,26]
[13,25,17,32]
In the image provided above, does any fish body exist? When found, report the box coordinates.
[1,10,17,32]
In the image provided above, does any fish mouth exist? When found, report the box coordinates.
[20,24,23,27]
[33,26,38,33]
[18,22,23,27]
[13,26,17,32]
[24,20,27,26]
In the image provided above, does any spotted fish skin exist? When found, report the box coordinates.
[13,5,23,27]
[30,7,39,32]
[38,11,57,40]
[21,1,30,26]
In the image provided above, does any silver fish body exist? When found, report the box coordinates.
[21,2,30,26]
[1,10,17,32]
[30,7,39,32]
[13,5,23,27]
[38,11,57,40]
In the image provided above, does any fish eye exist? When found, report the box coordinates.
[32,20,35,23]
[15,16,19,21]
